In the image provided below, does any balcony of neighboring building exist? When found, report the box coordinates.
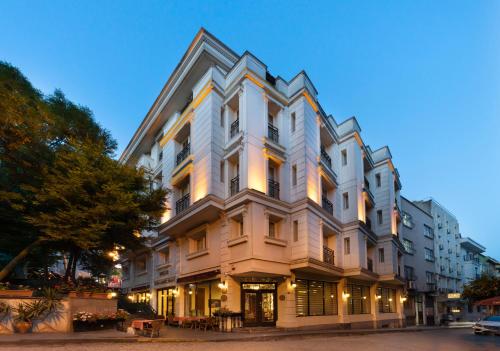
[460,237,486,255]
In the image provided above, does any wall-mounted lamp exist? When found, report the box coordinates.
[127,295,134,300]
[375,295,382,300]
[342,292,351,300]
[290,281,297,289]
[188,290,193,295]
[388,298,393,302]
[362,296,367,300]
[400,296,407,303]
[218,280,228,291]
[110,292,117,298]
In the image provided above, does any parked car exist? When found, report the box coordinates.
[473,315,500,335]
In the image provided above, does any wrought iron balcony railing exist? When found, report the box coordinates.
[268,123,279,143]
[322,195,333,215]
[230,119,239,139]
[320,147,332,169]
[175,193,190,214]
[230,175,239,196]
[323,246,335,265]
[268,179,280,199]
[176,143,190,166]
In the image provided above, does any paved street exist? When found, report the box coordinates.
[1,328,499,351]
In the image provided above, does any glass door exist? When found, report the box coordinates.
[242,283,277,326]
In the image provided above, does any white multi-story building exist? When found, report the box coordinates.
[460,237,486,285]
[120,28,406,329]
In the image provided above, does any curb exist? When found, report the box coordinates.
[0,326,471,346]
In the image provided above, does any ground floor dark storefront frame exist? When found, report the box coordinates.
[241,282,277,326]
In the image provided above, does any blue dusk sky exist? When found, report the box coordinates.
[1,1,499,258]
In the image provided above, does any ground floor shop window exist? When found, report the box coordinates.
[377,287,396,313]
[346,284,370,314]
[295,279,338,316]
[157,288,175,317]
[184,279,221,316]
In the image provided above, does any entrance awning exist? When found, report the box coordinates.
[474,296,500,306]
[176,269,220,284]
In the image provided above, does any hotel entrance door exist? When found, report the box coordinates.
[241,283,277,326]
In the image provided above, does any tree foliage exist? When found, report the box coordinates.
[462,274,500,302]
[0,61,168,282]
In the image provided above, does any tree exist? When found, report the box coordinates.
[0,61,168,282]
[462,274,500,303]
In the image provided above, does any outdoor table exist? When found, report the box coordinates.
[131,319,154,335]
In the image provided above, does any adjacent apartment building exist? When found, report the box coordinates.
[400,197,437,326]
[120,29,407,329]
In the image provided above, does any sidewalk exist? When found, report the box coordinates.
[0,325,472,345]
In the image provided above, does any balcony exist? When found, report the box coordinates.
[394,200,402,222]
[175,194,190,214]
[268,179,280,199]
[406,279,417,290]
[320,147,332,169]
[367,258,374,272]
[230,175,239,196]
[230,119,239,139]
[426,283,437,291]
[268,123,279,143]
[363,177,375,208]
[321,195,333,215]
[176,143,191,166]
[323,246,335,265]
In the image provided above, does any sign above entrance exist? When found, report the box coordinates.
[242,283,275,290]
[447,293,461,299]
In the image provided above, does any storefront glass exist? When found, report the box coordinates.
[184,279,221,316]
[157,288,176,317]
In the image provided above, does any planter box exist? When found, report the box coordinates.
[73,319,123,332]
[0,290,33,297]
[69,291,109,299]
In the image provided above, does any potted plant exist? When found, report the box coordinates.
[12,302,36,333]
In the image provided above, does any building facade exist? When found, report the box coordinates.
[120,29,407,329]
[413,199,464,319]
[400,197,438,326]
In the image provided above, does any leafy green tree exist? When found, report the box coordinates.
[462,274,500,302]
[0,61,168,282]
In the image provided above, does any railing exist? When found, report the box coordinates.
[230,175,239,196]
[406,280,416,290]
[323,246,335,265]
[364,177,370,190]
[320,147,332,169]
[426,283,437,291]
[367,258,373,272]
[268,123,279,143]
[322,195,333,215]
[268,179,280,199]
[176,143,190,166]
[366,217,372,230]
[230,119,239,139]
[175,194,190,214]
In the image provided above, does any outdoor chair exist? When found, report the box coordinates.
[167,315,179,327]
[142,319,163,338]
